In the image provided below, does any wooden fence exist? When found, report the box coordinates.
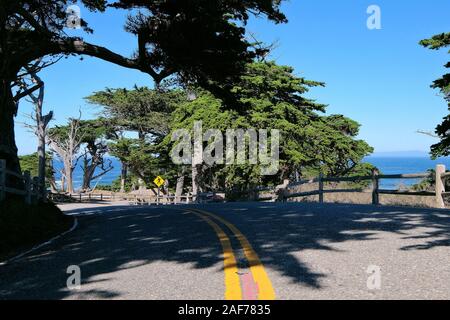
[276,165,447,209]
[0,158,194,205]
[0,159,44,204]
[47,192,116,203]
[127,194,197,206]
[47,192,196,205]
[1,158,449,209]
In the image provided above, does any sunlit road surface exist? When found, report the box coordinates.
[1,202,449,300]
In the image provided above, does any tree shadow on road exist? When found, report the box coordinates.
[0,202,448,299]
[0,205,224,299]
[199,202,450,289]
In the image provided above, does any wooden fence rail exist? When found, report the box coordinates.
[278,165,446,208]
[127,194,197,206]
[46,192,200,206]
[122,164,447,208]
[47,192,117,203]
[0,159,43,204]
[1,158,448,209]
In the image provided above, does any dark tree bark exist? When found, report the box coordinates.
[120,162,128,193]
[48,160,58,193]
[81,150,113,191]
[21,64,54,198]
[63,158,74,193]
[0,78,22,189]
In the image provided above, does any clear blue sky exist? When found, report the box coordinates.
[15,0,450,155]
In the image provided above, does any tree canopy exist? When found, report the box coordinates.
[86,87,186,138]
[19,152,53,182]
[44,61,374,196]
[163,62,374,193]
[1,0,287,188]
[3,0,286,83]
[420,32,450,158]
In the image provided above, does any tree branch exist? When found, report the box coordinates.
[13,82,42,102]
[52,39,168,83]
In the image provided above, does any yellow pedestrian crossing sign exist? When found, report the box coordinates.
[153,176,165,187]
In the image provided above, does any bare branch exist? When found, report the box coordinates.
[417,130,439,138]
[13,82,42,102]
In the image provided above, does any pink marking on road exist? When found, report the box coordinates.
[240,273,259,300]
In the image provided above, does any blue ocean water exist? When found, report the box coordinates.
[363,156,450,189]
[53,156,450,191]
[53,157,122,191]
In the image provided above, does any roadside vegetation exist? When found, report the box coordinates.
[420,32,450,158]
[38,61,375,199]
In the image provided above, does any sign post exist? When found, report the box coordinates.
[153,176,165,205]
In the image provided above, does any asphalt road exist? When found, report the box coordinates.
[0,202,449,300]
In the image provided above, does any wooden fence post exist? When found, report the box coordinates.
[435,164,446,209]
[24,171,31,204]
[318,172,324,204]
[372,169,379,205]
[0,159,6,202]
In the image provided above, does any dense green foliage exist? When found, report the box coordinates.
[86,87,186,138]
[19,152,54,187]
[411,168,450,192]
[97,176,135,193]
[420,32,450,158]
[19,152,53,178]
[163,62,374,193]
[86,88,184,190]
[49,61,374,196]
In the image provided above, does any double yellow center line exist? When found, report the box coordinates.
[186,208,275,300]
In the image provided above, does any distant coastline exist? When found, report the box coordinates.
[369,151,431,158]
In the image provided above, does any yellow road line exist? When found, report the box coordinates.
[190,209,276,300]
[189,211,242,300]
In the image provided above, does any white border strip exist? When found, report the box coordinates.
[0,217,78,266]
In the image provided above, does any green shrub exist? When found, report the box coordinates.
[95,184,113,191]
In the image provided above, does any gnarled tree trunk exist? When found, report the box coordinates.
[31,74,52,199]
[120,162,128,193]
[0,78,23,192]
[63,158,74,194]
[81,153,113,191]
